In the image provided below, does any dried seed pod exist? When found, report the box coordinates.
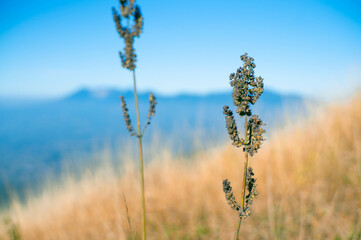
[223,105,244,147]
[146,92,157,125]
[132,5,143,36]
[243,115,265,156]
[237,168,258,220]
[245,167,258,207]
[223,179,241,211]
[119,96,136,136]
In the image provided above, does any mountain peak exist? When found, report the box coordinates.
[64,88,135,101]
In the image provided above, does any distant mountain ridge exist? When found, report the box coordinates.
[0,88,307,206]
[63,87,303,103]
[64,88,135,102]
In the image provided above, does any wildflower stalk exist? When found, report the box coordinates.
[222,53,265,239]
[240,116,248,209]
[132,69,146,240]
[235,116,249,240]
[112,1,156,239]
[235,219,242,240]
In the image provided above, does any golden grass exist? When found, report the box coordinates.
[1,94,361,240]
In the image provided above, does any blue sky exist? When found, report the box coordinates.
[0,0,360,100]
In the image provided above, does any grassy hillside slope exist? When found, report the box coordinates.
[1,94,360,240]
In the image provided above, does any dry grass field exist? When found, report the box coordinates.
[1,94,360,240]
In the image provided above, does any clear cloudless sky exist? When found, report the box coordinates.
[0,0,360,100]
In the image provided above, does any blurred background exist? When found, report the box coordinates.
[0,0,360,239]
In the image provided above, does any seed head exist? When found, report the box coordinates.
[119,96,136,136]
[112,0,143,70]
[223,106,244,147]
[229,53,264,117]
[146,92,157,125]
[222,179,241,211]
[245,167,258,207]
[244,115,265,156]
[238,168,258,219]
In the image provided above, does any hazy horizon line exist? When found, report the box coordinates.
[0,85,307,101]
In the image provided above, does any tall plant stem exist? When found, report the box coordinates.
[234,218,242,240]
[241,154,249,209]
[132,69,146,240]
[235,116,249,240]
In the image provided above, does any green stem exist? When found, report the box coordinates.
[241,116,249,208]
[241,154,249,208]
[234,218,242,240]
[235,116,249,239]
[132,69,146,240]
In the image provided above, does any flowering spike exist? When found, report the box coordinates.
[244,115,265,156]
[112,0,144,70]
[222,179,241,211]
[146,93,157,125]
[119,96,136,136]
[222,53,265,237]
[245,168,258,209]
[223,106,244,147]
[229,53,264,117]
